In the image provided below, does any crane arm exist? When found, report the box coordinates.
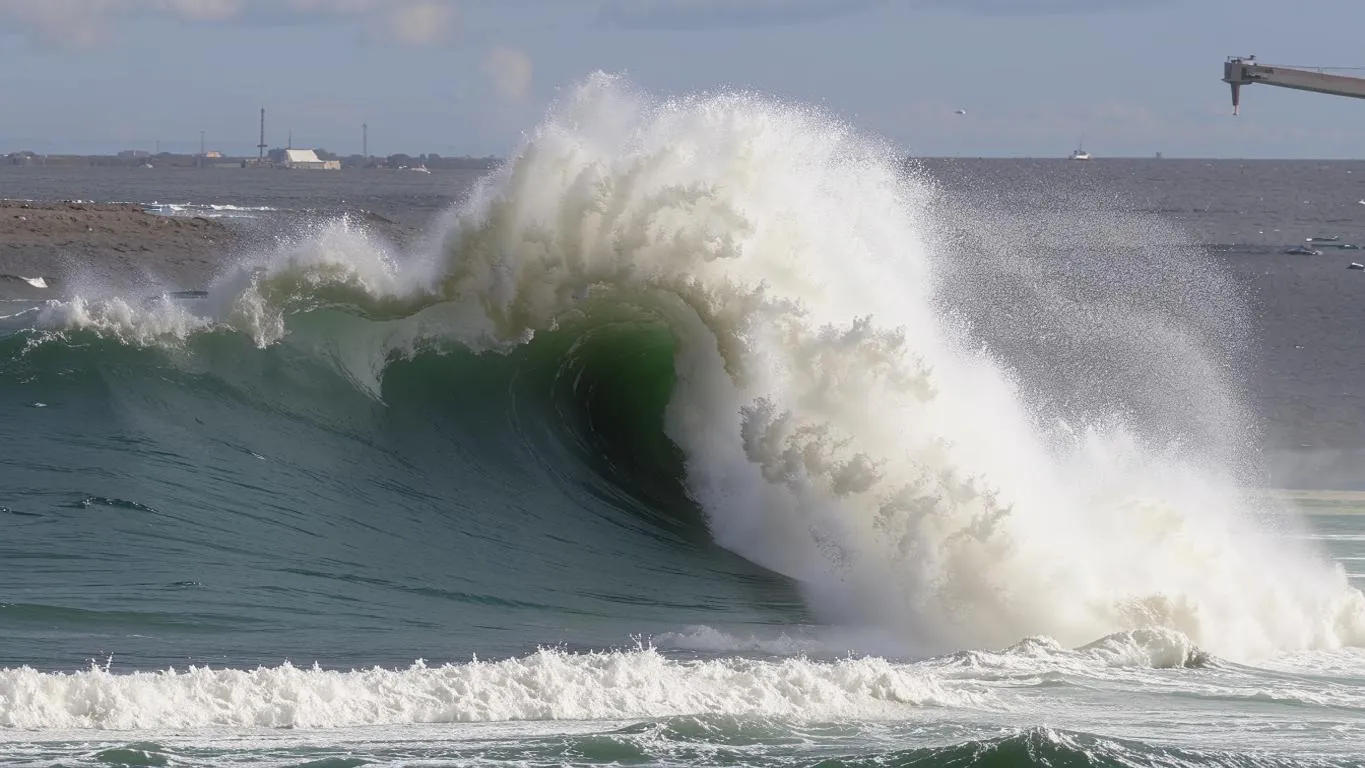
[1223,56,1365,114]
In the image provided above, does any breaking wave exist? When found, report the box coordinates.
[9,72,1365,667]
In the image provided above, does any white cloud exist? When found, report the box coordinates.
[282,0,378,12]
[383,1,458,47]
[163,0,246,21]
[0,0,122,46]
[927,0,1165,14]
[598,0,886,29]
[596,0,1161,29]
[482,45,534,101]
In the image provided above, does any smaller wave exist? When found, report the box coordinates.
[663,625,1214,671]
[932,628,1212,676]
[0,648,990,730]
[924,629,1365,713]
[842,727,1338,768]
[1077,628,1213,668]
[90,743,171,767]
[31,294,216,347]
[18,215,413,351]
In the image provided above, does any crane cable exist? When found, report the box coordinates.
[1269,64,1365,72]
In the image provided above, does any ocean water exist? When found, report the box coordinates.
[3,75,1365,766]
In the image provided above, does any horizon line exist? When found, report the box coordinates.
[3,151,1363,163]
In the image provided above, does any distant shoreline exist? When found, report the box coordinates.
[6,154,1365,168]
[3,151,502,171]
[0,198,417,301]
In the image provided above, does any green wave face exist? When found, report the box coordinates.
[0,308,805,671]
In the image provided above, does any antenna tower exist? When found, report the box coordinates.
[257,108,266,162]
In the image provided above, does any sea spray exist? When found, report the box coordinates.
[396,73,1364,658]
[30,73,1365,660]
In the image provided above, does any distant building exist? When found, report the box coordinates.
[282,149,340,170]
[202,150,223,159]
[118,149,150,159]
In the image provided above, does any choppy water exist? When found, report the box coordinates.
[3,76,1365,766]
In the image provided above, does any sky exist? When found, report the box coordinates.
[1,0,1363,159]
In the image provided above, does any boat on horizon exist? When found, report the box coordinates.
[1070,141,1092,160]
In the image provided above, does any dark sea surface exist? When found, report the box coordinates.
[2,84,1365,767]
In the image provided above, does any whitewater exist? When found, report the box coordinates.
[4,74,1365,766]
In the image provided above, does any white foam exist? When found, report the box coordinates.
[24,216,406,351]
[209,215,409,349]
[0,649,988,730]
[399,73,1365,660]
[141,201,278,219]
[33,295,214,347]
[937,627,1209,673]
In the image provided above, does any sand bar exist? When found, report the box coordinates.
[0,200,237,299]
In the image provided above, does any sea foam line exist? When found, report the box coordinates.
[0,648,988,730]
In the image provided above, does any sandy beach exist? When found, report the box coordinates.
[0,200,236,299]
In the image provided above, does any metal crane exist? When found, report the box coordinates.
[1223,56,1365,114]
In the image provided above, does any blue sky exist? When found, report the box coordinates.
[0,0,1362,159]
